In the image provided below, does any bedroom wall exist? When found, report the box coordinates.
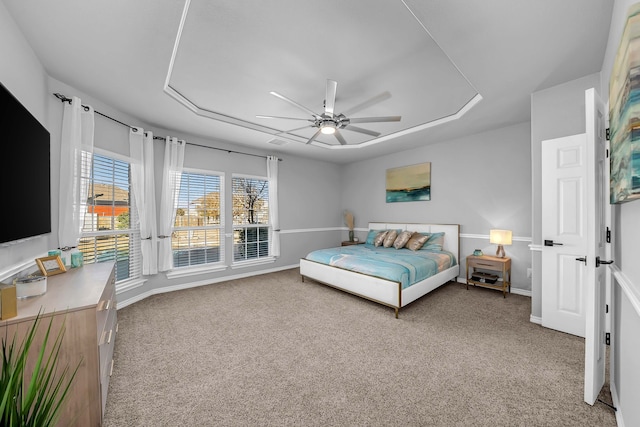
[339,122,533,293]
[529,72,602,320]
[0,1,56,275]
[599,1,640,425]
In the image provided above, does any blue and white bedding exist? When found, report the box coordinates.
[304,244,457,289]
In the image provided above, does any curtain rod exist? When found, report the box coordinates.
[53,93,281,161]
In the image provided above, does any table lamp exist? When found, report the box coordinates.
[490,229,512,258]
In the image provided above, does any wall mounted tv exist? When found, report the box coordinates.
[0,82,51,244]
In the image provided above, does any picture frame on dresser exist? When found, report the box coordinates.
[35,255,67,276]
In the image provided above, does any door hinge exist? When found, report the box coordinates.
[605,332,611,345]
[606,128,610,140]
[606,304,609,314]
[606,148,609,158]
[606,227,611,243]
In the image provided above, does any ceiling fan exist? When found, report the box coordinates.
[257,79,401,146]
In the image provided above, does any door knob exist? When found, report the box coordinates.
[596,256,614,267]
[575,257,587,265]
[544,239,564,246]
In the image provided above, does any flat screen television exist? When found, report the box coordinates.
[0,82,51,244]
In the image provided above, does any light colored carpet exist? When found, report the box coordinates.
[103,268,616,426]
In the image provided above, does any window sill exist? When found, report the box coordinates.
[116,277,147,294]
[231,257,276,269]
[165,263,227,279]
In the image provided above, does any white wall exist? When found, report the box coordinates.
[341,122,532,291]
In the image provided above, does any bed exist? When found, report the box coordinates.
[299,222,460,318]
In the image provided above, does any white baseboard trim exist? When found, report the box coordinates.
[610,379,624,427]
[530,315,542,325]
[116,263,299,309]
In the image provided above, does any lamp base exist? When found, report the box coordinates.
[496,245,505,258]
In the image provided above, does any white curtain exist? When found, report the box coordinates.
[267,156,280,257]
[129,128,158,275]
[158,136,185,272]
[58,96,94,253]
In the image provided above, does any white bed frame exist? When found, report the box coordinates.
[299,222,460,318]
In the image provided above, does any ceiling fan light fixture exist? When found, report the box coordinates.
[320,123,336,135]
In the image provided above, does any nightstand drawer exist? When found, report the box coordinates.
[468,258,501,269]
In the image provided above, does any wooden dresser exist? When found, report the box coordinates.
[0,262,117,426]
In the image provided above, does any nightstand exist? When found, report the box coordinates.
[341,241,364,246]
[466,255,511,297]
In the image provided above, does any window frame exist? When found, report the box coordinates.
[168,167,226,275]
[231,173,273,267]
[78,147,144,290]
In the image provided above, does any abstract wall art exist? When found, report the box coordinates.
[609,2,640,204]
[385,162,431,203]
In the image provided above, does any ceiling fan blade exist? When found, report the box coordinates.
[341,91,391,116]
[325,79,337,116]
[277,125,314,135]
[343,125,381,137]
[270,91,320,119]
[348,116,401,124]
[256,115,313,121]
[306,128,323,144]
[334,129,347,145]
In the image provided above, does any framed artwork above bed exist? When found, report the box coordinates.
[385,162,431,203]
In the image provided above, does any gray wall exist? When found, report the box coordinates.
[600,1,640,425]
[0,1,55,274]
[341,122,532,292]
[530,72,602,318]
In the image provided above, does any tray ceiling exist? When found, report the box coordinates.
[2,0,613,163]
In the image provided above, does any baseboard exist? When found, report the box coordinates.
[117,263,299,309]
[529,315,542,325]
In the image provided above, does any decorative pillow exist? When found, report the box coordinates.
[366,230,383,245]
[422,232,445,251]
[373,230,388,247]
[406,233,430,251]
[393,230,414,249]
[383,229,398,248]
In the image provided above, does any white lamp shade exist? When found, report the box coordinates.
[489,229,512,245]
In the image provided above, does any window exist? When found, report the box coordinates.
[172,171,224,268]
[232,175,270,262]
[78,152,141,283]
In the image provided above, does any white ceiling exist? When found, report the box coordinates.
[3,0,613,164]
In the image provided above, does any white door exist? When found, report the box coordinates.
[584,87,608,405]
[541,133,588,337]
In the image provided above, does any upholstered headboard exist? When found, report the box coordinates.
[367,222,460,262]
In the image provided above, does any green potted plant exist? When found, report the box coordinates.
[0,312,79,427]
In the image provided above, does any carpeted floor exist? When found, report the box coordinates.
[103,268,617,426]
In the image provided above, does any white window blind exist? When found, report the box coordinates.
[232,176,270,262]
[78,152,142,282]
[172,171,224,267]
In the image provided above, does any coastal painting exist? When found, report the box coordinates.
[609,3,640,203]
[385,162,431,203]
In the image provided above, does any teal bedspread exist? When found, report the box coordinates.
[305,244,457,289]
